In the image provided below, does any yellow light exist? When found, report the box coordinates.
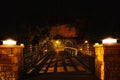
[3,39,16,45]
[85,40,88,43]
[80,48,83,51]
[56,40,59,44]
[44,49,47,52]
[20,43,24,46]
[102,38,117,44]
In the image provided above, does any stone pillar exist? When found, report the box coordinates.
[94,44,120,80]
[0,45,24,80]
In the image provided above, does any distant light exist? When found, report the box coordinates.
[79,48,83,51]
[85,40,88,43]
[44,49,47,52]
[56,40,59,44]
[20,43,24,46]
[3,39,16,45]
[102,38,117,44]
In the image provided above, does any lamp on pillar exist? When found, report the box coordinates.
[0,38,24,80]
[3,39,17,45]
[102,37,117,44]
[94,37,120,80]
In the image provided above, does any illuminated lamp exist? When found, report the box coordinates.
[20,43,24,46]
[3,39,17,45]
[102,37,117,44]
[56,40,59,44]
[84,40,88,43]
[44,49,47,52]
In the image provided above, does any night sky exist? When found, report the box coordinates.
[0,1,120,39]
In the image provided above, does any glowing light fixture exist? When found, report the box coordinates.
[102,37,117,44]
[3,39,17,45]
[44,49,47,52]
[20,43,24,46]
[85,40,88,43]
[56,40,59,44]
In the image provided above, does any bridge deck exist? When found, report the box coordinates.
[22,50,99,80]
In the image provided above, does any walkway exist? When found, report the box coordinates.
[23,50,99,80]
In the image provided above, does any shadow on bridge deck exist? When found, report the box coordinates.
[22,50,99,80]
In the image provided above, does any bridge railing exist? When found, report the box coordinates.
[23,45,45,74]
[64,47,78,56]
[77,51,95,73]
[64,47,95,73]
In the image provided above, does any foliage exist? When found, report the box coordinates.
[18,24,50,45]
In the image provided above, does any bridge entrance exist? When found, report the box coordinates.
[22,45,98,80]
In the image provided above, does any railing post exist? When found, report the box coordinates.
[75,49,78,56]
[64,47,78,56]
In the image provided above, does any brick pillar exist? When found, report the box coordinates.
[94,44,120,80]
[0,45,24,80]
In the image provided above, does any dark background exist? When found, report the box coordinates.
[0,1,120,40]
